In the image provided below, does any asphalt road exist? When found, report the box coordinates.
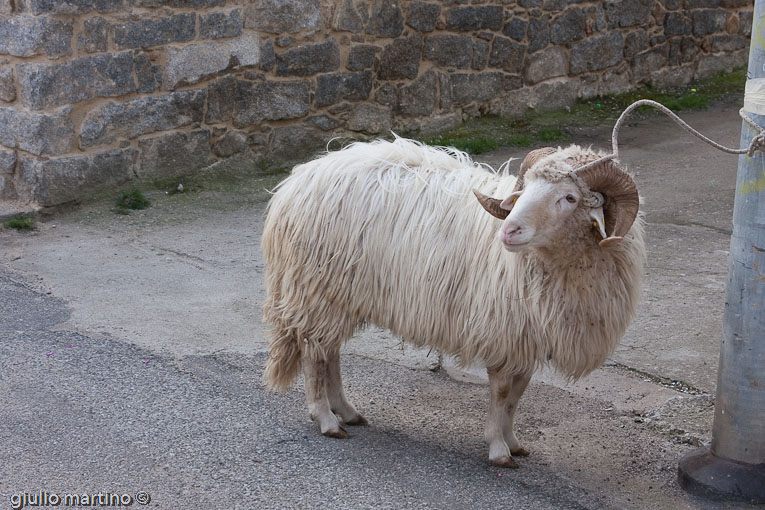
[0,268,621,510]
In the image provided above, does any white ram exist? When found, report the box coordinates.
[262,137,645,468]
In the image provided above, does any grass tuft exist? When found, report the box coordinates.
[116,188,151,213]
[425,135,502,154]
[505,134,534,147]
[3,214,36,231]
[537,127,568,143]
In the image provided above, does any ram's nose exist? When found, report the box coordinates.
[499,223,522,244]
[498,221,532,251]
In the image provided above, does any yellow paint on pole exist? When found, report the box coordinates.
[739,169,765,195]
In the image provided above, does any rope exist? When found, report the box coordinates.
[567,173,605,207]
[571,99,765,174]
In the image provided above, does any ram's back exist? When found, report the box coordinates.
[262,138,516,355]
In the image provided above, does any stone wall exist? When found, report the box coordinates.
[0,0,753,209]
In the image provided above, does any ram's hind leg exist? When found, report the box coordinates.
[326,350,367,426]
[485,368,532,468]
[303,352,348,439]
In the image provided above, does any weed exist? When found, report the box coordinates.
[505,134,534,146]
[537,127,568,143]
[3,214,36,231]
[425,135,502,154]
[453,137,502,153]
[116,188,151,212]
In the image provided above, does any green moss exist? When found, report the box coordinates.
[3,214,36,231]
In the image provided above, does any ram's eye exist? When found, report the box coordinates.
[565,194,577,203]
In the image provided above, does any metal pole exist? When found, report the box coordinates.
[677,0,765,502]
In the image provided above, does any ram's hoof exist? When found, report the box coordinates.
[491,456,520,469]
[323,426,349,439]
[344,414,368,426]
[510,447,530,457]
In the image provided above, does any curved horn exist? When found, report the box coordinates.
[512,147,557,193]
[473,189,508,220]
[574,159,639,246]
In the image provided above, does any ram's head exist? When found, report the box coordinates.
[474,146,639,251]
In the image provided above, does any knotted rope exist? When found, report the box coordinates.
[568,173,605,208]
[572,99,765,175]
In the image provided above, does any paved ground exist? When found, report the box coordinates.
[1,102,760,509]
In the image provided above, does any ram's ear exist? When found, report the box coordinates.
[589,207,607,240]
[500,191,522,211]
[473,189,509,220]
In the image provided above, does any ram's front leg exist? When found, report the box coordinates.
[504,372,531,456]
[485,368,532,468]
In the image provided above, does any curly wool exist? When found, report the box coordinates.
[527,146,614,208]
[262,137,646,390]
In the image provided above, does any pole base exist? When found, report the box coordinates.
[678,447,765,503]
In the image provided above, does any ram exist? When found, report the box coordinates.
[262,137,645,468]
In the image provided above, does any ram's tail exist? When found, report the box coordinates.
[262,327,303,392]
